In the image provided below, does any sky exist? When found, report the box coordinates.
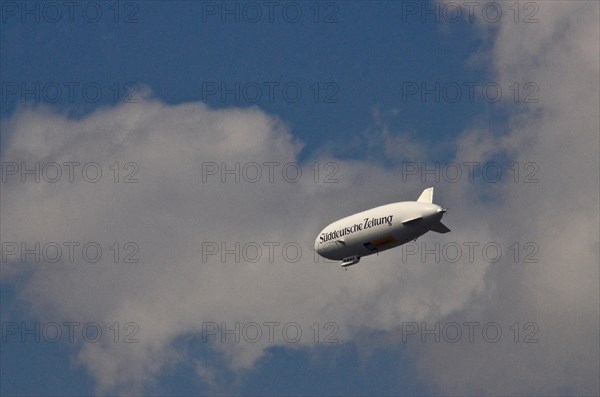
[0,1,599,396]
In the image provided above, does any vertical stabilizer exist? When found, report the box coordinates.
[417,187,434,203]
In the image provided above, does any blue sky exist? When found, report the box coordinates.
[1,1,490,155]
[2,1,599,396]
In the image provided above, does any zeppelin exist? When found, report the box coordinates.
[314,187,450,268]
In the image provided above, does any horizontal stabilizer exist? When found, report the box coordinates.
[402,216,423,224]
[417,187,434,203]
[430,221,451,233]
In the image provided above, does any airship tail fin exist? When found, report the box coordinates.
[431,221,451,233]
[417,187,434,203]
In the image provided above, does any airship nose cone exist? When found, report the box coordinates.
[314,238,321,254]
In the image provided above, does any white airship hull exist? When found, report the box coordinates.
[314,188,449,267]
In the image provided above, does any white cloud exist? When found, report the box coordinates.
[1,98,487,394]
[411,1,599,395]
